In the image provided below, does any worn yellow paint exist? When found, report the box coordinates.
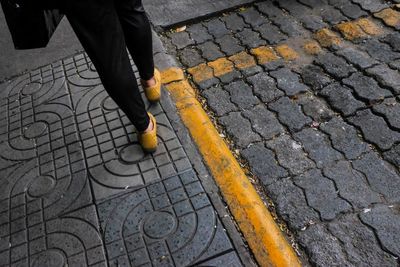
[165,78,302,267]
[208,57,235,77]
[276,44,299,60]
[374,8,400,28]
[187,63,214,83]
[160,67,185,84]
[228,51,257,70]
[250,46,279,64]
[303,40,322,55]
[355,18,382,35]
[335,21,367,40]
[315,28,342,47]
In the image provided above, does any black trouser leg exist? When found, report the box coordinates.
[63,0,150,132]
[115,0,155,80]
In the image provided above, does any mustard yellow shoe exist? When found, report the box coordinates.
[138,113,158,153]
[143,69,161,103]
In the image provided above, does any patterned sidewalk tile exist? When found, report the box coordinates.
[0,52,245,266]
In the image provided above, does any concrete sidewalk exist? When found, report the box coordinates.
[0,36,255,265]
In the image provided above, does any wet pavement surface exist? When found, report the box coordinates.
[162,0,400,266]
[0,52,251,266]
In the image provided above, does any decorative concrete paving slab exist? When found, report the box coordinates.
[143,0,257,28]
[162,0,400,266]
[0,52,246,266]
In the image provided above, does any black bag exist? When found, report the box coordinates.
[0,0,63,50]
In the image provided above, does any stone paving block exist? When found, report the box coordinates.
[255,1,283,19]
[241,143,288,185]
[250,46,282,69]
[219,112,261,148]
[294,128,343,168]
[266,178,320,231]
[204,18,230,38]
[224,80,260,109]
[255,23,287,45]
[389,59,400,71]
[187,63,215,85]
[361,39,400,63]
[353,152,400,202]
[300,65,333,91]
[178,47,204,67]
[320,117,369,159]
[242,104,285,139]
[297,94,335,122]
[314,28,342,48]
[301,15,328,31]
[198,41,225,61]
[186,24,213,44]
[275,0,310,17]
[359,205,400,258]
[218,70,242,84]
[276,44,300,61]
[298,0,325,9]
[373,98,400,129]
[320,82,365,116]
[270,68,309,96]
[229,51,262,76]
[294,169,351,220]
[269,97,312,132]
[315,53,356,79]
[374,8,400,29]
[303,40,323,55]
[366,64,400,95]
[221,13,247,33]
[381,32,400,52]
[330,1,368,19]
[336,47,378,69]
[320,7,347,25]
[169,31,194,49]
[356,18,382,36]
[247,72,284,103]
[266,134,315,175]
[238,7,267,27]
[271,15,304,37]
[352,0,389,13]
[215,35,244,56]
[202,86,238,117]
[235,28,266,49]
[328,214,397,266]
[323,161,381,208]
[343,72,392,102]
[298,224,349,266]
[208,58,235,79]
[383,144,400,167]
[348,109,400,150]
[336,21,368,41]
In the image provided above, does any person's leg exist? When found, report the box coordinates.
[63,0,150,132]
[114,0,155,81]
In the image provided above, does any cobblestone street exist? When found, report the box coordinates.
[162,0,400,265]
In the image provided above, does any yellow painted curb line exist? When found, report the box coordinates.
[162,68,301,267]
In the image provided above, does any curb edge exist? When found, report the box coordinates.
[161,69,302,267]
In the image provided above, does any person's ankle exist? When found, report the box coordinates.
[141,76,156,87]
[142,119,153,133]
